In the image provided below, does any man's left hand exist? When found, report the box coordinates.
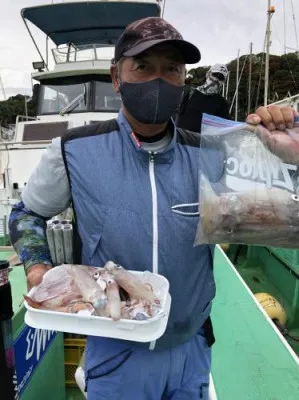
[246,105,299,164]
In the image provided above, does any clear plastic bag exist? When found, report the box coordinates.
[194,114,299,248]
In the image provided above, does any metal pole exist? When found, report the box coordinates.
[0,74,6,101]
[225,71,230,100]
[46,36,49,67]
[283,0,287,54]
[62,224,73,264]
[162,0,167,17]
[0,260,19,399]
[235,49,240,121]
[22,18,49,71]
[46,224,57,265]
[24,96,28,121]
[53,224,65,265]
[248,43,253,115]
[264,1,275,106]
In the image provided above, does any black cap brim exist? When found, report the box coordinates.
[123,38,201,64]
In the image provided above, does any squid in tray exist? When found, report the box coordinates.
[24,261,162,321]
[24,264,106,314]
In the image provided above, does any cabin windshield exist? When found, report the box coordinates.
[38,77,121,115]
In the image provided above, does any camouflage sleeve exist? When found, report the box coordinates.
[9,201,53,271]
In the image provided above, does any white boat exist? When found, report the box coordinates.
[0,0,162,225]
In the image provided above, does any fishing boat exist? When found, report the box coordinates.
[2,1,299,400]
[0,0,162,231]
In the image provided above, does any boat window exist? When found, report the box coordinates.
[39,83,89,115]
[22,122,69,141]
[94,81,121,112]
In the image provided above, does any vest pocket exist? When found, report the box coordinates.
[171,203,199,216]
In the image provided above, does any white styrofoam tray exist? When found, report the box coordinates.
[24,270,171,342]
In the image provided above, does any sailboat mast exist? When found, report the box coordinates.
[248,42,253,114]
[283,0,286,54]
[235,49,240,121]
[264,1,275,106]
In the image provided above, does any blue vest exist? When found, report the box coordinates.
[61,111,216,362]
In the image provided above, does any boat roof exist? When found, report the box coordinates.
[21,1,161,46]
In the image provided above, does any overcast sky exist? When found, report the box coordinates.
[0,0,298,99]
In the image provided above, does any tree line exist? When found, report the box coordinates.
[0,85,39,126]
[1,52,299,124]
[187,51,299,121]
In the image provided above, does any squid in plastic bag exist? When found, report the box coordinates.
[194,113,299,248]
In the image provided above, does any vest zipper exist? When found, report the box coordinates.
[149,151,158,351]
[149,152,158,275]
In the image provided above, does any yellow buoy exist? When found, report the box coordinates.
[254,292,287,326]
[220,243,230,252]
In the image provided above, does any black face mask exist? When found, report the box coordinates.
[119,78,184,124]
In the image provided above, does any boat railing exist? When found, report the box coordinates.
[52,44,114,65]
[16,115,38,124]
[0,141,50,145]
[0,140,50,151]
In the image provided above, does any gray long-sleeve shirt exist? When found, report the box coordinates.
[22,137,71,217]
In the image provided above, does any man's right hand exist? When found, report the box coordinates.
[26,264,52,292]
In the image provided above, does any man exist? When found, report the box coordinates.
[9,17,298,400]
[176,63,230,132]
[197,63,229,96]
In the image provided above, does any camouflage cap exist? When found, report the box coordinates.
[114,17,201,64]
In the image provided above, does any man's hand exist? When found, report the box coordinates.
[26,264,52,292]
[246,105,299,164]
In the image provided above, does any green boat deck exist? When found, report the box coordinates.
[212,245,299,399]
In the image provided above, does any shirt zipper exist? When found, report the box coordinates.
[149,152,158,275]
[149,151,158,351]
